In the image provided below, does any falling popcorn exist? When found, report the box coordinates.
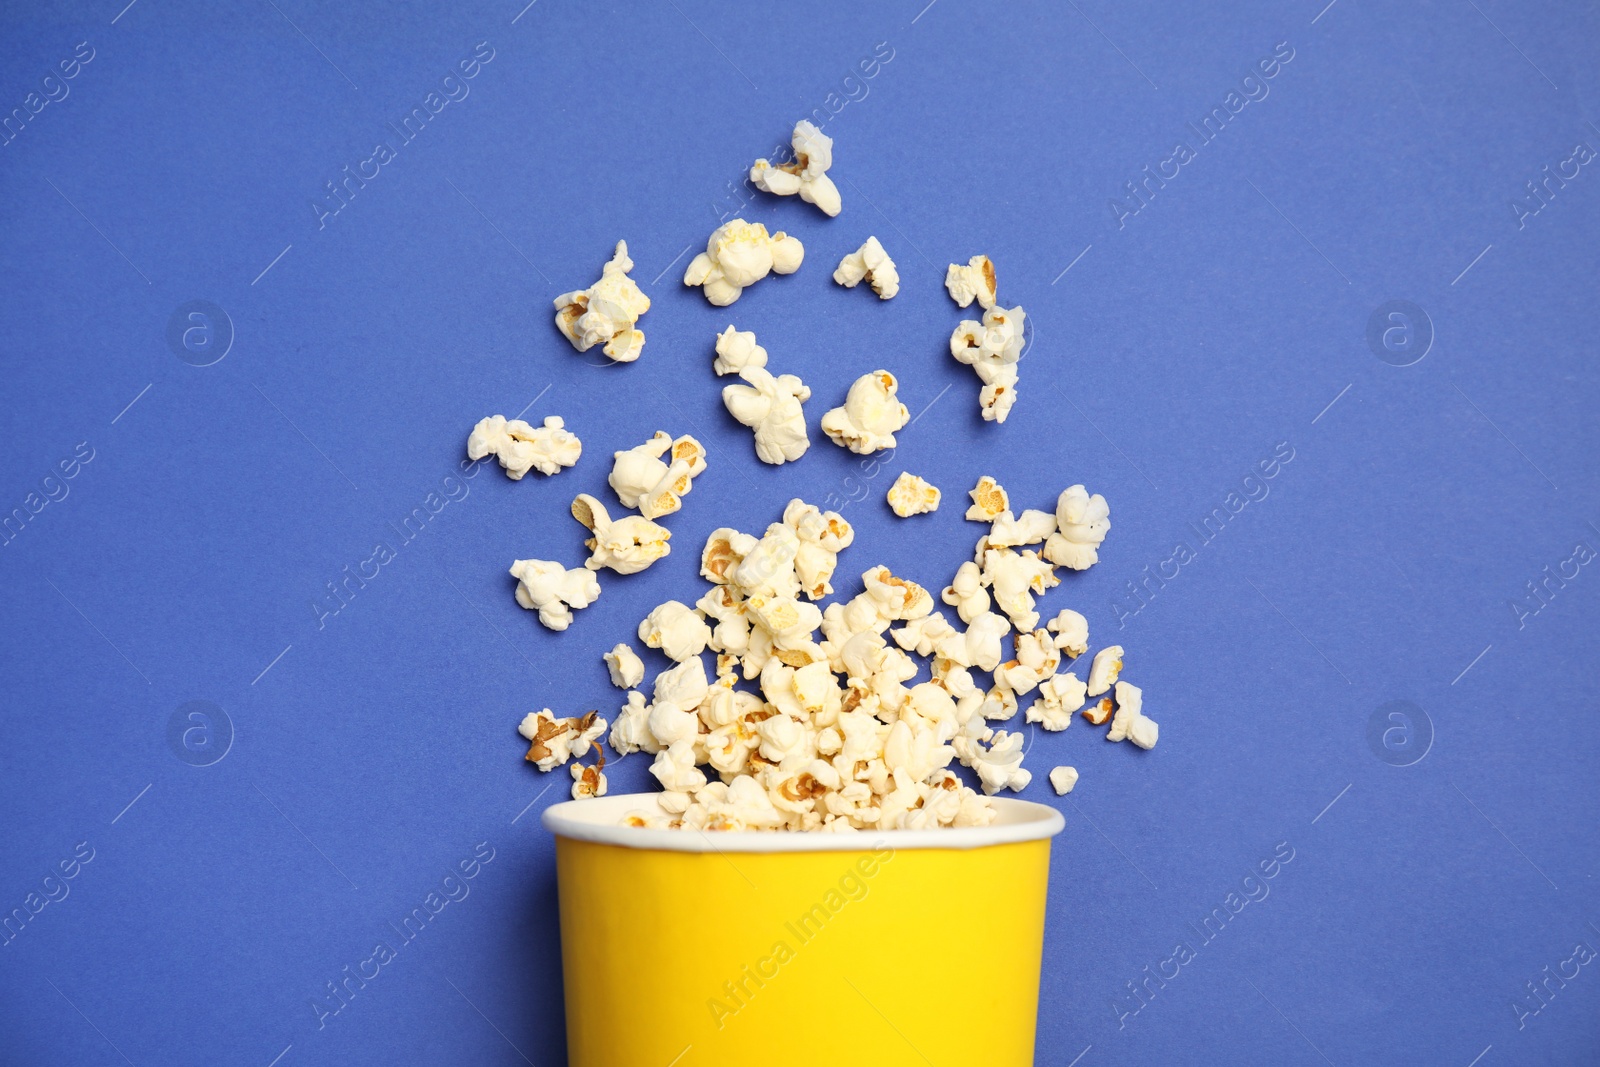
[749,120,842,217]
[1048,766,1079,795]
[722,366,812,465]
[608,431,707,520]
[518,709,605,771]
[820,370,909,455]
[833,236,899,299]
[886,472,941,517]
[945,254,997,310]
[570,493,671,575]
[552,241,651,362]
[467,415,581,479]
[509,559,601,631]
[684,219,804,306]
[570,756,608,799]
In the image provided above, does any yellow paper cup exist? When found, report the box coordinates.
[543,793,1065,1067]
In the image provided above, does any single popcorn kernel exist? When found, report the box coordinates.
[1049,766,1079,795]
[1081,697,1114,726]
[467,415,581,479]
[886,472,941,517]
[945,254,997,310]
[552,241,651,362]
[684,219,804,306]
[749,120,842,217]
[965,476,1009,521]
[833,236,899,299]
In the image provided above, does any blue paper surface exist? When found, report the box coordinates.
[2,0,1597,1063]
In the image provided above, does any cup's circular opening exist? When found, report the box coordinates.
[541,792,1065,853]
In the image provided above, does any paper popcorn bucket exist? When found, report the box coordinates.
[543,793,1065,1067]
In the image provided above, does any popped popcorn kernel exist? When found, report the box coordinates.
[509,558,601,631]
[1048,766,1079,795]
[604,644,644,689]
[965,476,1009,522]
[833,236,899,299]
[886,472,941,517]
[820,370,909,455]
[553,241,650,362]
[684,219,804,305]
[1081,697,1114,726]
[609,431,707,520]
[1086,645,1124,696]
[722,366,811,465]
[749,120,842,217]
[571,493,671,575]
[519,709,605,771]
[1045,485,1111,570]
[467,415,581,479]
[712,326,768,377]
[1107,680,1158,749]
[945,255,997,310]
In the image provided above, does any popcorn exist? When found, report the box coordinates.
[988,508,1056,548]
[833,236,899,299]
[570,757,608,799]
[651,740,708,792]
[509,558,601,631]
[934,611,1009,673]
[1024,671,1086,731]
[944,255,996,310]
[653,656,710,712]
[604,644,644,689]
[957,728,1031,795]
[950,304,1026,423]
[965,476,1009,522]
[820,371,909,455]
[638,601,712,662]
[1086,645,1124,696]
[749,120,841,217]
[1049,766,1079,795]
[1107,680,1158,749]
[609,690,655,755]
[941,561,991,624]
[553,241,651,362]
[981,546,1058,632]
[712,326,768,377]
[784,499,854,600]
[1044,485,1110,570]
[886,472,941,517]
[571,493,671,575]
[1046,609,1089,658]
[722,367,811,465]
[519,709,605,771]
[467,415,581,479]
[684,219,804,305]
[1081,697,1114,726]
[608,431,707,519]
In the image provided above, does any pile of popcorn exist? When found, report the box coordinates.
[467,120,1159,832]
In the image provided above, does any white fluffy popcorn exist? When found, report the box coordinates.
[1048,765,1079,795]
[638,601,712,662]
[1086,645,1125,696]
[553,241,651,362]
[684,219,804,306]
[989,508,1057,548]
[467,415,581,479]
[749,120,842,217]
[941,560,991,623]
[981,547,1058,632]
[608,431,707,520]
[785,499,854,600]
[886,472,940,517]
[833,236,899,299]
[571,493,671,575]
[820,371,909,455]
[1046,609,1089,658]
[966,476,1009,522]
[1107,680,1158,749]
[957,728,1031,795]
[1045,485,1111,570]
[509,558,601,631]
[950,304,1026,423]
[723,366,811,465]
[519,709,605,771]
[712,326,768,377]
[1024,671,1086,731]
[603,644,644,689]
[945,255,996,310]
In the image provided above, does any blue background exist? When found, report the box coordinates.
[2,0,1597,1063]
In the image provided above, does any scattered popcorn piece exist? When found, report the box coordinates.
[886,473,940,517]
[570,755,608,799]
[1049,766,1079,795]
[1046,609,1090,658]
[785,499,854,600]
[988,508,1056,548]
[1086,645,1124,696]
[941,560,991,623]
[553,241,651,362]
[571,493,671,574]
[684,219,803,305]
[965,476,1009,522]
[944,255,997,310]
[833,236,899,299]
[638,601,712,662]
[603,644,644,689]
[1044,485,1111,570]
[1081,697,1114,726]
[1024,671,1086,731]
[981,546,1058,632]
[749,120,841,217]
[1107,681,1158,749]
[509,558,601,631]
[820,371,910,455]
[518,709,605,771]
[467,415,581,479]
[712,326,768,377]
[950,304,1026,423]
[608,431,708,520]
[958,729,1031,795]
[723,366,811,464]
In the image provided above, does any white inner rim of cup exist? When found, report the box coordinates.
[541,793,1066,853]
